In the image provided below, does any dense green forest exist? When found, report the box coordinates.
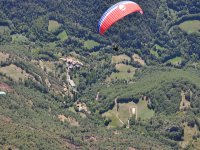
[0,0,200,149]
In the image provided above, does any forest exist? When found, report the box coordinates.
[0,0,200,149]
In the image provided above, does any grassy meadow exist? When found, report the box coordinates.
[179,20,200,34]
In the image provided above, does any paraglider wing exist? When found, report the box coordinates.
[98,1,143,35]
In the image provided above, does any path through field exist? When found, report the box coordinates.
[114,97,138,126]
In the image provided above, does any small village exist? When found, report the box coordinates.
[59,56,89,113]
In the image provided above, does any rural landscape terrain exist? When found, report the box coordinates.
[0,0,200,149]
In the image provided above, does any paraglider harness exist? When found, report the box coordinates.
[112,43,119,51]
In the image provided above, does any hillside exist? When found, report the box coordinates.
[0,0,200,149]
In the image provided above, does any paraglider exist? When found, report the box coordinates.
[98,1,143,51]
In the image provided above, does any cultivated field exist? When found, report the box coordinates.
[137,100,154,120]
[106,64,136,81]
[115,64,136,72]
[179,20,200,34]
[102,100,154,127]
[167,57,182,65]
[132,54,146,66]
[111,54,131,64]
[0,64,32,81]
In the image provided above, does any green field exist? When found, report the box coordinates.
[57,31,68,41]
[106,64,136,81]
[102,106,122,127]
[115,64,136,72]
[150,43,166,58]
[137,100,154,120]
[48,20,61,32]
[179,20,200,34]
[150,50,159,57]
[1,0,200,149]
[83,40,99,49]
[12,34,29,43]
[167,57,182,65]
[154,44,165,51]
[102,102,135,127]
[90,51,100,57]
[0,64,32,81]
[102,100,154,127]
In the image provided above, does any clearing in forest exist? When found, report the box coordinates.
[83,40,100,49]
[167,57,182,65]
[11,34,29,43]
[57,31,68,41]
[132,54,146,66]
[111,54,131,64]
[48,20,61,32]
[102,99,154,127]
[0,64,33,81]
[106,64,136,81]
[179,20,200,34]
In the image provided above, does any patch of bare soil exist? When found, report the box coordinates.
[132,54,146,66]
[0,64,34,81]
[0,115,12,123]
[180,91,191,111]
[0,83,13,92]
[0,52,9,62]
